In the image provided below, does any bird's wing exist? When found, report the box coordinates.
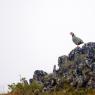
[73,36,83,45]
[76,36,84,43]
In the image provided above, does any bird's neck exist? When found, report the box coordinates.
[72,34,75,37]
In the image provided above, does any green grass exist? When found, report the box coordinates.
[7,81,95,95]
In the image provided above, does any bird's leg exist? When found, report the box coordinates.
[77,45,79,47]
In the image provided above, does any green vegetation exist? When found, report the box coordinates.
[8,80,43,95]
[6,78,95,95]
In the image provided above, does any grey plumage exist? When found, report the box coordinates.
[70,32,84,45]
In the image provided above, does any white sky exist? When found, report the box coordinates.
[0,0,95,93]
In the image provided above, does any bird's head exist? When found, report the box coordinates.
[70,32,74,36]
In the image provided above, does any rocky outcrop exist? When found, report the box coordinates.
[58,42,95,88]
[31,42,95,91]
[33,70,47,83]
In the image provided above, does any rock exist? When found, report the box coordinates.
[29,78,33,84]
[20,77,28,85]
[53,65,57,78]
[68,47,83,60]
[33,70,47,83]
[43,78,57,92]
[58,55,68,69]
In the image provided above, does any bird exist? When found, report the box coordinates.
[70,32,84,47]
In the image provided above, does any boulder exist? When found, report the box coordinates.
[33,70,47,83]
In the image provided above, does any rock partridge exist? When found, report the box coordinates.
[70,32,84,46]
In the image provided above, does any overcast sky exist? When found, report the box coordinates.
[0,0,95,93]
